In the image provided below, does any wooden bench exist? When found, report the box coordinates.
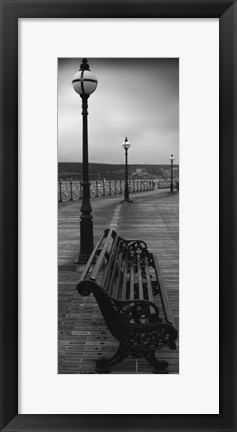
[76,228,177,373]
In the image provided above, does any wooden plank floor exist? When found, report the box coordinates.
[58,190,179,374]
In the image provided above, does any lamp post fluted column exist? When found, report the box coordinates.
[72,58,98,263]
[124,147,129,200]
[122,137,132,203]
[170,153,174,193]
[79,94,93,262]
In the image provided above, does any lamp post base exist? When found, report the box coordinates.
[75,252,96,272]
[76,253,91,265]
[76,217,94,265]
[121,198,133,203]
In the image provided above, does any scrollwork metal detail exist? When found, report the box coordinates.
[72,182,80,199]
[123,239,148,255]
[110,298,161,325]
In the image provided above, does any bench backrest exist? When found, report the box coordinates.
[79,228,176,327]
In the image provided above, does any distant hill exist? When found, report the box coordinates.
[58,162,179,181]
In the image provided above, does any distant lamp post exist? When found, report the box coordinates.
[122,137,132,203]
[169,154,175,193]
[72,58,98,263]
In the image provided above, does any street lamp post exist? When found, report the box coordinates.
[122,137,132,203]
[170,154,174,193]
[72,58,98,263]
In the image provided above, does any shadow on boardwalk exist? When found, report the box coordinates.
[58,190,179,374]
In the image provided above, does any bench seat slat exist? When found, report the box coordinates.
[121,252,129,300]
[90,228,114,281]
[137,254,144,300]
[107,240,123,296]
[101,235,120,288]
[112,248,124,299]
[129,257,135,300]
[79,231,106,282]
[144,256,154,304]
[153,254,176,325]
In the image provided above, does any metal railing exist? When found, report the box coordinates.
[58,179,155,202]
[154,179,179,190]
[156,180,172,189]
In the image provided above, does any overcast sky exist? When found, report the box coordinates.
[58,58,179,164]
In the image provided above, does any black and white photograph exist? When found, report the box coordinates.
[2,0,237,426]
[58,57,179,374]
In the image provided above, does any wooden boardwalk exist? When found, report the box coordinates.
[58,190,179,374]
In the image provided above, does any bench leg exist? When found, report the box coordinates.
[144,351,169,374]
[95,344,128,373]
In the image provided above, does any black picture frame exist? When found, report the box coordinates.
[1,1,236,431]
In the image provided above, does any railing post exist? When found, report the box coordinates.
[103,179,105,196]
[59,181,62,202]
[109,180,111,196]
[70,180,73,201]
[79,181,83,199]
[75,182,80,200]
[96,180,99,197]
[120,180,122,194]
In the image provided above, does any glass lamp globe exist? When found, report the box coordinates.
[72,58,98,96]
[170,154,175,162]
[123,137,130,150]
